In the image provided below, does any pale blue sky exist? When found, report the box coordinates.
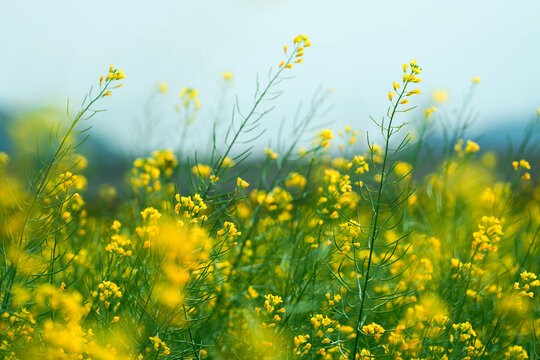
[1,0,539,153]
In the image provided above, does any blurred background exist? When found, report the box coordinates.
[1,0,539,161]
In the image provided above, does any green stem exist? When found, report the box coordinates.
[200,43,303,201]
[351,75,412,360]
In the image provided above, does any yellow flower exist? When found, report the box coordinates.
[247,286,259,299]
[472,76,481,83]
[455,139,480,155]
[406,89,421,96]
[191,164,212,178]
[0,152,9,166]
[265,147,278,159]
[321,129,334,140]
[293,34,309,44]
[433,89,449,103]
[158,82,168,93]
[395,162,413,177]
[505,345,529,360]
[424,106,437,117]
[222,71,233,81]
[519,159,531,170]
[237,177,249,189]
[111,220,122,231]
[465,140,480,153]
[179,87,201,110]
[512,161,519,170]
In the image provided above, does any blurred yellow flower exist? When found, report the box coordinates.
[158,82,168,93]
[432,89,449,103]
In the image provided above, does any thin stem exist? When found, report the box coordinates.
[351,74,413,360]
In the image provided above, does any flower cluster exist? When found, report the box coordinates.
[179,87,201,110]
[317,129,335,148]
[280,34,310,69]
[471,216,504,260]
[455,139,480,155]
[513,271,539,298]
[512,159,531,180]
[293,333,311,357]
[136,207,162,247]
[131,150,177,193]
[94,281,122,311]
[217,221,241,245]
[0,308,36,347]
[449,322,485,359]
[192,163,212,178]
[175,193,207,224]
[100,64,125,96]
[362,322,385,341]
[147,335,171,357]
[237,177,250,189]
[105,233,133,257]
[388,60,422,110]
[285,172,307,189]
[264,147,279,159]
[505,345,529,360]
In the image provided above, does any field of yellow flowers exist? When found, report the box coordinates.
[0,35,539,360]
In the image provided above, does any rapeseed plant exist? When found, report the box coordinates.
[0,35,538,360]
